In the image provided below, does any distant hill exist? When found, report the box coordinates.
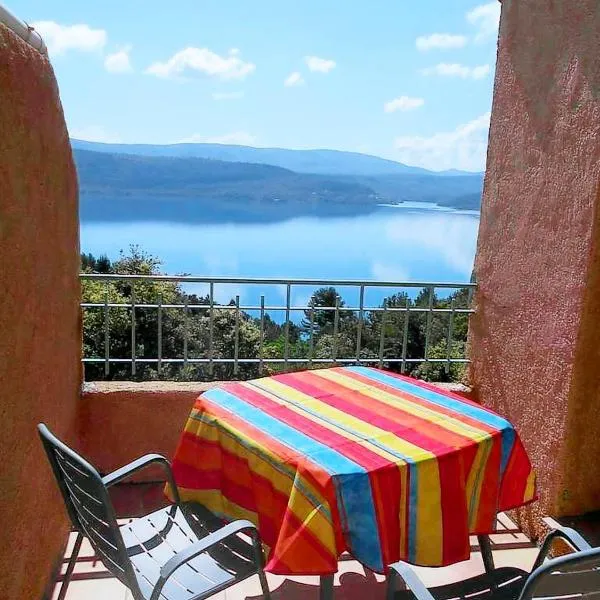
[73,148,483,214]
[71,139,483,178]
[73,149,377,205]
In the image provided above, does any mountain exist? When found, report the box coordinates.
[74,148,483,205]
[70,139,482,178]
[74,149,377,205]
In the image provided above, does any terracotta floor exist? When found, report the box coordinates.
[51,506,541,600]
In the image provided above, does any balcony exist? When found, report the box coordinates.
[4,2,600,598]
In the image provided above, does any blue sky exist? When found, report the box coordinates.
[13,0,500,171]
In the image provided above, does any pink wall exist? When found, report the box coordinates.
[80,386,199,478]
[0,24,81,600]
[470,0,600,539]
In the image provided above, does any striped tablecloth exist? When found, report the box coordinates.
[170,366,536,575]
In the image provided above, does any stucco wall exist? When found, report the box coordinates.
[0,24,81,600]
[470,0,600,539]
[79,383,206,478]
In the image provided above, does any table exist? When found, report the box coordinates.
[170,366,536,594]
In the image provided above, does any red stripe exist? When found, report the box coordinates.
[368,463,403,566]
[280,371,474,456]
[353,367,497,413]
[499,436,534,511]
[339,368,499,435]
[226,382,395,471]
[437,451,469,563]
[472,432,502,533]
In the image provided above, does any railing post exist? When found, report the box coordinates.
[401,298,410,374]
[208,282,215,378]
[332,295,340,363]
[309,304,315,367]
[104,285,110,377]
[259,295,265,376]
[445,298,456,375]
[378,299,387,368]
[424,286,434,363]
[356,284,365,364]
[183,295,189,370]
[284,284,291,367]
[157,292,162,376]
[234,294,240,378]
[131,285,136,377]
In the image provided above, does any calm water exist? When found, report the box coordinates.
[80,198,480,314]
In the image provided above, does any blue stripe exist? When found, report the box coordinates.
[348,367,515,474]
[203,388,384,570]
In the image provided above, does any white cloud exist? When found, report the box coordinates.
[212,91,245,100]
[69,125,122,143]
[284,71,305,87]
[305,56,336,73]
[31,21,106,56]
[384,96,425,113]
[146,47,255,80]
[415,33,467,51]
[371,262,410,282]
[104,46,133,73]
[467,2,501,42]
[393,112,491,172]
[421,63,490,79]
[178,131,257,146]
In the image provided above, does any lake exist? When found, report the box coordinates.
[80,197,480,317]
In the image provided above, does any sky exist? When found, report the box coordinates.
[12,0,501,172]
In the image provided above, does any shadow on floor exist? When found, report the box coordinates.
[249,571,387,600]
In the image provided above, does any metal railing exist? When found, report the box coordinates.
[80,274,475,381]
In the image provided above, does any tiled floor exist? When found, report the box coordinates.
[51,512,541,600]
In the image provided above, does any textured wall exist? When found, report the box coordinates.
[470,0,600,538]
[80,385,200,478]
[0,24,81,599]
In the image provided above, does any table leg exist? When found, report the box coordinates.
[478,534,495,574]
[320,574,334,600]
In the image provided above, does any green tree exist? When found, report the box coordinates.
[300,287,355,337]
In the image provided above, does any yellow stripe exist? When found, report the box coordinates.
[524,470,536,502]
[178,486,259,523]
[465,435,493,528]
[414,456,443,564]
[177,487,273,556]
[253,377,434,463]
[313,369,490,444]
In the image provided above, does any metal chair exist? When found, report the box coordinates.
[386,520,600,600]
[38,423,271,600]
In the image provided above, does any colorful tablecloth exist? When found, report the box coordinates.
[170,366,536,575]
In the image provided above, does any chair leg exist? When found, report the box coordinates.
[57,532,84,600]
[320,574,334,600]
[386,568,397,600]
[478,535,495,574]
[257,568,271,600]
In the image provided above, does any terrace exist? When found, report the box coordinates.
[2,1,600,600]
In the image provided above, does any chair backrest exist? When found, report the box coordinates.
[520,547,600,599]
[38,424,138,589]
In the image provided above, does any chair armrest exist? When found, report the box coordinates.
[531,518,592,570]
[149,520,260,600]
[101,454,180,504]
[388,562,435,600]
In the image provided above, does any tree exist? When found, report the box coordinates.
[300,287,356,337]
